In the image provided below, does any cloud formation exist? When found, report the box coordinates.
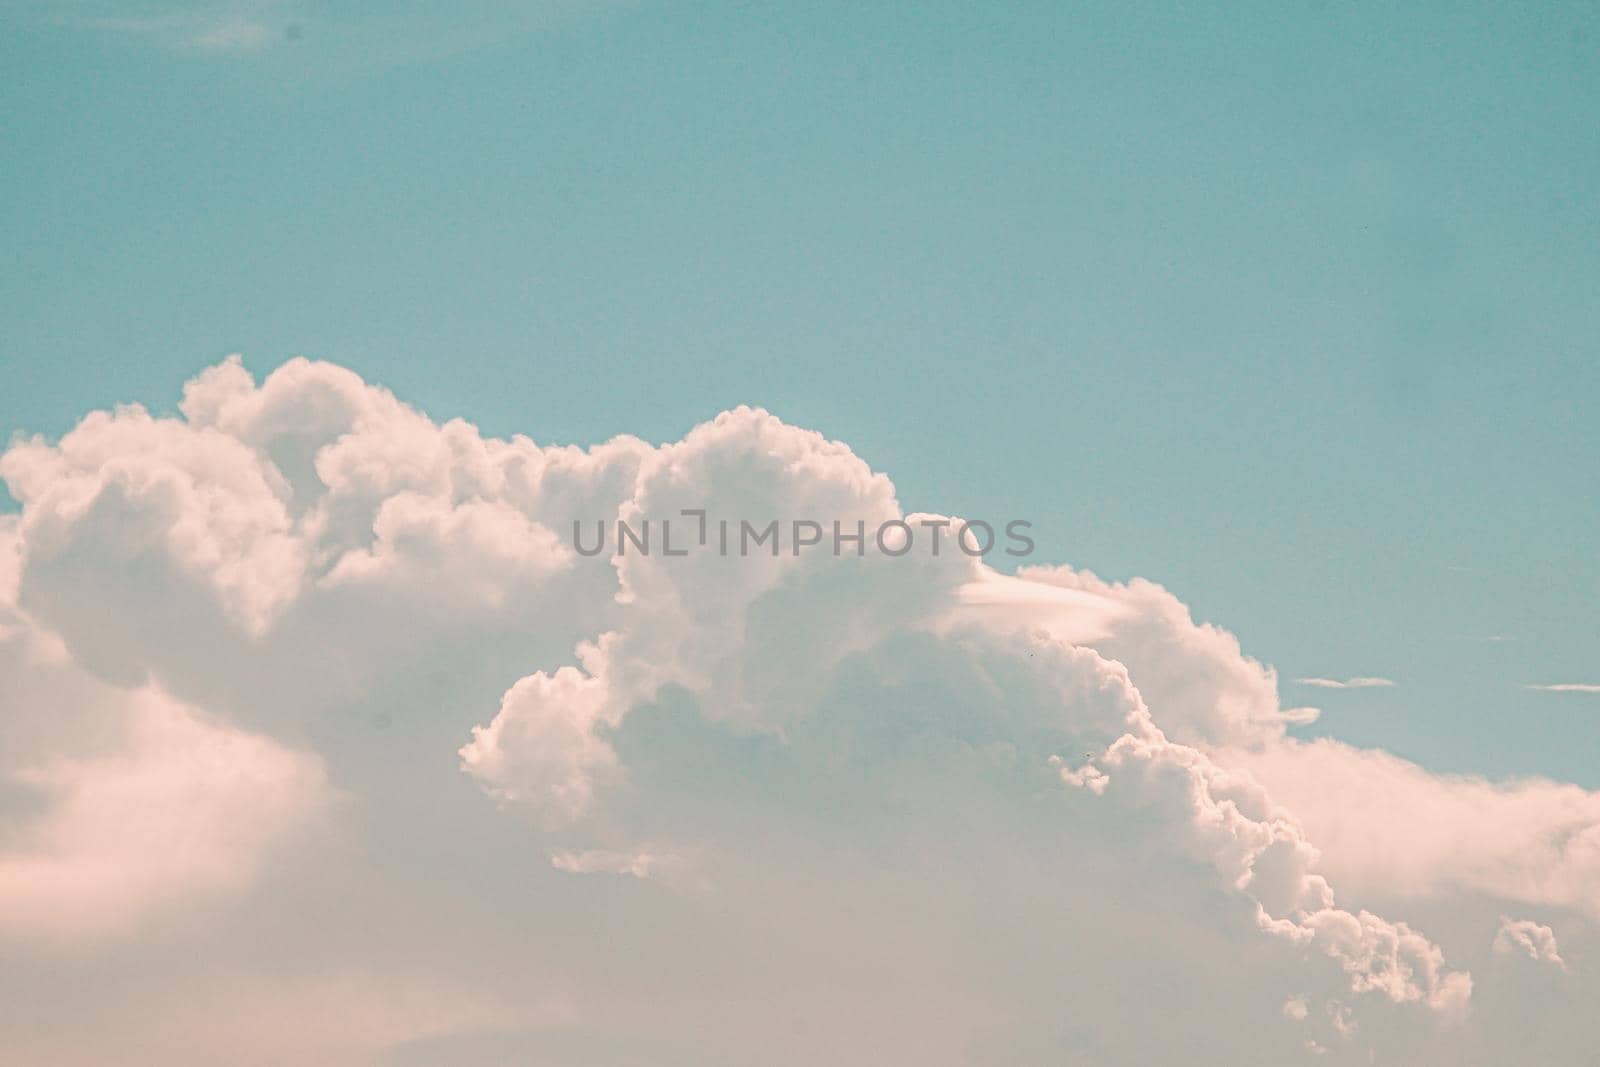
[1297,677,1397,689]
[1494,916,1565,969]
[74,9,282,53]
[1,356,1596,1064]
[51,1,624,73]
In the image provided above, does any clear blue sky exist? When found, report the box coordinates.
[3,1,1597,782]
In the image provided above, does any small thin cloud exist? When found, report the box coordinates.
[45,2,623,72]
[550,848,680,881]
[1297,676,1397,690]
[189,19,278,52]
[77,11,285,54]
[1526,683,1600,694]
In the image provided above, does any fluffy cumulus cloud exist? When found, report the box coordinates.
[1494,917,1565,969]
[1,356,1596,1064]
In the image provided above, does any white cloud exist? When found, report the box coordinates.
[1493,916,1565,969]
[52,2,630,73]
[73,9,285,54]
[188,18,276,52]
[1226,738,1600,918]
[550,848,684,882]
[1527,683,1600,693]
[2,355,1598,1063]
[1297,676,1397,689]
[0,623,328,940]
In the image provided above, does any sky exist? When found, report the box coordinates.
[1,3,1598,1063]
[4,1,1597,785]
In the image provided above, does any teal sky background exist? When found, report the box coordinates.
[2,2,1596,783]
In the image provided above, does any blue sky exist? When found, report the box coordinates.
[2,0,1597,785]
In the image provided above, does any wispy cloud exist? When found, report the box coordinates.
[46,2,629,72]
[188,18,278,52]
[550,848,677,880]
[1297,676,1397,690]
[1526,683,1600,694]
[76,10,287,54]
